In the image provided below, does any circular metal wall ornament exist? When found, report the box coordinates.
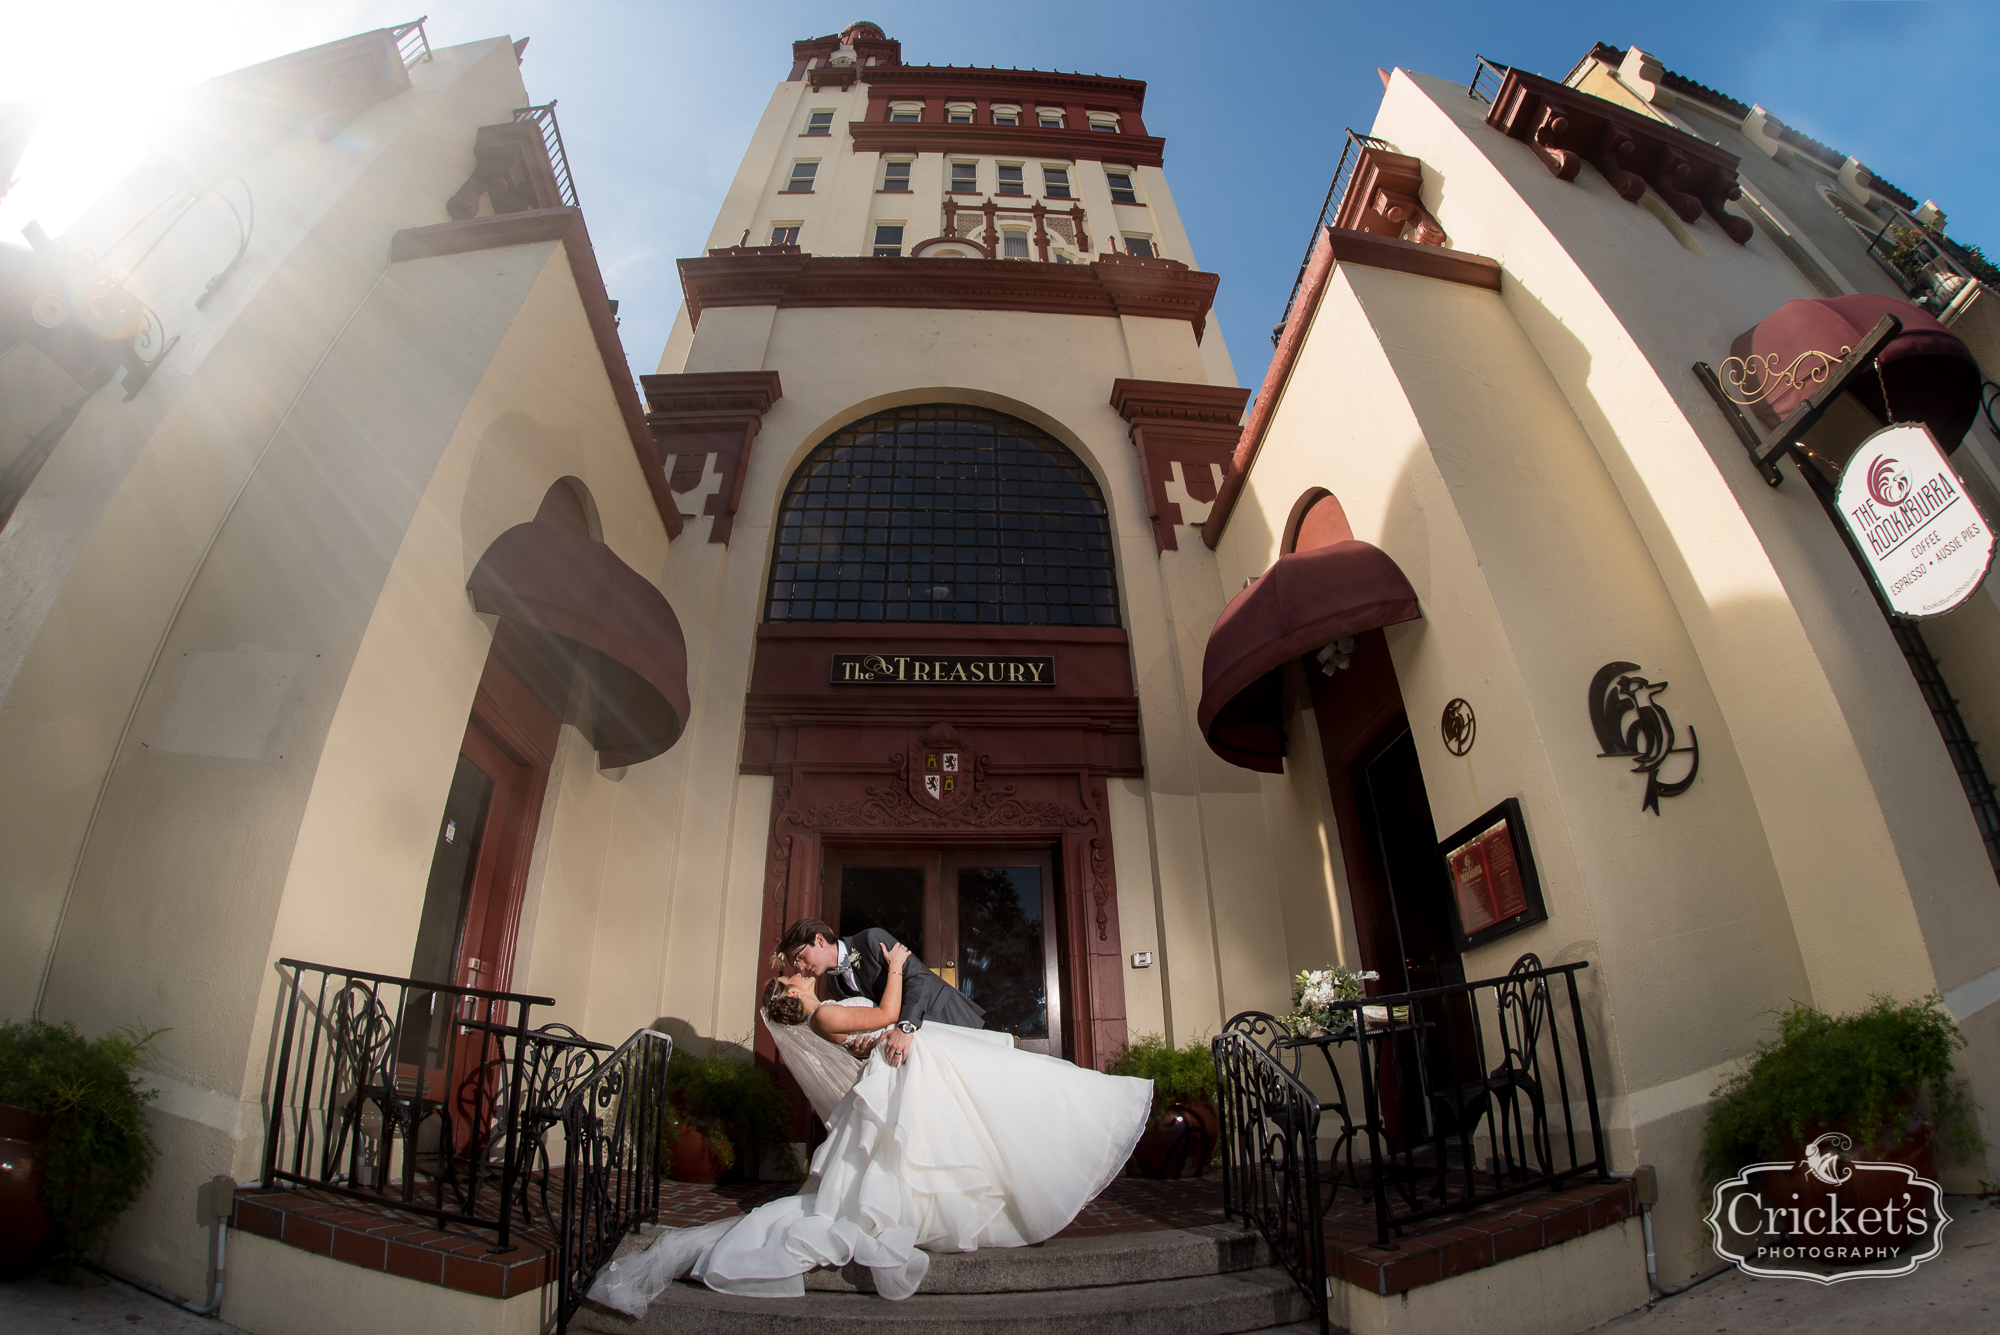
[1441,698,1476,756]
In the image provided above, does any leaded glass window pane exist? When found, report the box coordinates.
[766,405,1120,627]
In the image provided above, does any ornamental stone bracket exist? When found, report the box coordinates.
[639,370,782,545]
[1484,67,1753,245]
[445,121,565,221]
[1110,378,1252,552]
[1333,145,1447,248]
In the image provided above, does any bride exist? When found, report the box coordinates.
[590,942,1152,1313]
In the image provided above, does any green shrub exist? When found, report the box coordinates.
[1107,1034,1216,1118]
[659,1043,799,1181]
[0,1020,161,1263]
[1700,995,1986,1184]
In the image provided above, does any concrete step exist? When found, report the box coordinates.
[800,1224,1269,1294]
[576,1266,1315,1335]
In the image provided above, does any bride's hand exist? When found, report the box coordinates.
[882,941,912,972]
[843,1033,882,1058]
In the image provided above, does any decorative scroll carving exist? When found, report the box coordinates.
[1333,145,1447,248]
[1486,67,1752,245]
[640,370,782,545]
[1109,378,1253,553]
[1718,344,1855,405]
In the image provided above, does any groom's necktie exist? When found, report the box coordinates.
[832,950,861,996]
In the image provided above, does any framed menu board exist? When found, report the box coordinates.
[1437,797,1546,951]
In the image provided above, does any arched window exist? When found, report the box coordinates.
[766,404,1120,626]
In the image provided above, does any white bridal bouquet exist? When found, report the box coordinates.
[1285,965,1379,1036]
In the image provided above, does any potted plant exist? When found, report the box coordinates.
[660,1044,800,1184]
[0,1020,160,1276]
[1702,995,1986,1215]
[1109,1035,1219,1179]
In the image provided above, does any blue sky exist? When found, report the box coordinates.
[7,2,1996,391]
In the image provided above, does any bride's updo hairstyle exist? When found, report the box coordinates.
[762,977,808,1027]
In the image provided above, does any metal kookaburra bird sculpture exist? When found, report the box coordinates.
[1588,661,1700,814]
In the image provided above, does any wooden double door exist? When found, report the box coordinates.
[821,847,1065,1056]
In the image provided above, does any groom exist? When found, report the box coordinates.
[776,917,985,1067]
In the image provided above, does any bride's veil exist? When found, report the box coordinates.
[760,1008,864,1122]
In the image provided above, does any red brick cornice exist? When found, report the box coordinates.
[862,66,1147,102]
[850,121,1164,168]
[676,251,1219,341]
[390,207,682,540]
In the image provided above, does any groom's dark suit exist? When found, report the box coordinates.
[833,928,986,1030]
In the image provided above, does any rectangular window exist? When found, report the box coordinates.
[785,161,818,192]
[992,109,1019,126]
[1038,111,1063,128]
[950,161,978,193]
[873,224,905,257]
[770,225,800,245]
[947,106,973,124]
[1088,115,1119,134]
[889,104,921,123]
[1042,166,1071,199]
[1124,235,1155,258]
[1002,232,1031,259]
[882,160,911,191]
[997,164,1025,196]
[805,111,834,136]
[1106,170,1138,205]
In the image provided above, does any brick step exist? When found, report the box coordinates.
[800,1224,1270,1293]
[574,1266,1314,1335]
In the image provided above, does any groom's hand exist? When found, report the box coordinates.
[881,1028,915,1067]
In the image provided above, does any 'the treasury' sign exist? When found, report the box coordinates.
[831,653,1056,686]
[1835,424,1993,618]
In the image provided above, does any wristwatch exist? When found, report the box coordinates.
[895,1020,918,1034]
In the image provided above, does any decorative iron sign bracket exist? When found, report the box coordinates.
[1692,313,1901,487]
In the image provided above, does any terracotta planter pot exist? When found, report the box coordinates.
[1128,1100,1219,1179]
[669,1124,728,1184]
[0,1103,55,1278]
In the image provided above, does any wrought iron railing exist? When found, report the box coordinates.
[555,1029,673,1331]
[1214,1028,1327,1334]
[1469,54,1509,104]
[1221,954,1608,1272]
[1271,129,1393,343]
[263,960,599,1250]
[514,102,580,210]
[390,17,432,67]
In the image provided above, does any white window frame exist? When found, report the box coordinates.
[949,160,980,193]
[769,222,802,245]
[1087,113,1120,134]
[872,222,906,257]
[1037,107,1065,129]
[888,101,923,123]
[1001,229,1032,260]
[1041,165,1072,199]
[804,110,835,137]
[880,158,913,192]
[946,102,975,124]
[990,104,1021,126]
[1122,233,1156,258]
[1105,169,1140,205]
[784,160,819,193]
[996,162,1026,197]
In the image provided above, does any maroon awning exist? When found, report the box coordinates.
[468,522,690,767]
[1197,540,1421,772]
[1729,294,1980,450]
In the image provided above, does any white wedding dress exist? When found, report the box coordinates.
[591,1000,1152,1313]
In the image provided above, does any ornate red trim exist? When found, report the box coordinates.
[1333,145,1446,247]
[1109,379,1251,553]
[677,251,1218,341]
[849,121,1164,168]
[1485,68,1753,245]
[390,208,683,540]
[640,371,782,546]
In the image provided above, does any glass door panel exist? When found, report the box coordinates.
[953,866,1047,1043]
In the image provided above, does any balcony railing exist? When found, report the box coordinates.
[1217,953,1609,1323]
[514,101,580,210]
[556,1029,672,1331]
[1468,54,1509,104]
[941,198,1091,260]
[390,17,433,68]
[1272,129,1392,342]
